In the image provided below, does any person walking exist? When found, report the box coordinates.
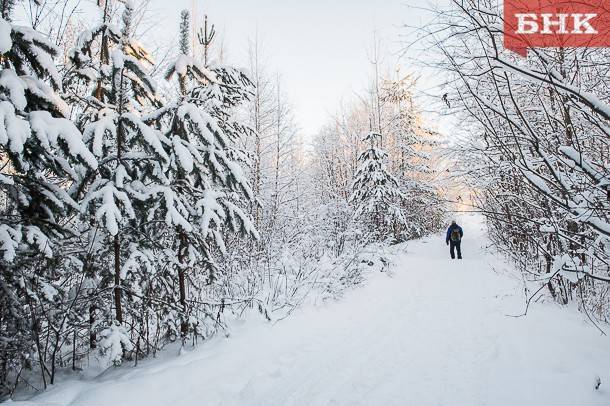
[446,220,463,259]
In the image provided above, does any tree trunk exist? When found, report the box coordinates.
[177,232,188,338]
[113,235,123,323]
[89,303,97,349]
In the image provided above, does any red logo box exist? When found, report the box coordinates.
[504,0,610,56]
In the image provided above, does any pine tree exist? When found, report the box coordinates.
[0,0,97,390]
[0,3,97,261]
[350,132,406,240]
[66,0,169,364]
[155,10,259,340]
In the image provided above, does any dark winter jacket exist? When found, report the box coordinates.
[446,224,464,243]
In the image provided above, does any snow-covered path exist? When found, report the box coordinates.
[15,216,610,406]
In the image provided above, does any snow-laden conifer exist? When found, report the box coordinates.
[0,0,97,392]
[149,10,258,339]
[350,132,406,240]
[65,1,170,361]
[0,1,96,262]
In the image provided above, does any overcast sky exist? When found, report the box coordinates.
[147,0,439,137]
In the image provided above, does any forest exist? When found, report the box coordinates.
[1,0,610,404]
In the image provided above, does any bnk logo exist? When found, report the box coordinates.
[504,0,610,56]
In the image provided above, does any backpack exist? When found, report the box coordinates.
[450,228,461,242]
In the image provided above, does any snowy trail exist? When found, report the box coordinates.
[14,216,610,406]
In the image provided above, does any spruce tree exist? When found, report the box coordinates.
[151,10,258,340]
[0,3,97,261]
[0,0,97,389]
[350,132,406,240]
[66,0,169,364]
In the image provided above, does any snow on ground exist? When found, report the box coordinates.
[8,215,610,406]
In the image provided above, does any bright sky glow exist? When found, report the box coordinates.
[147,0,438,137]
